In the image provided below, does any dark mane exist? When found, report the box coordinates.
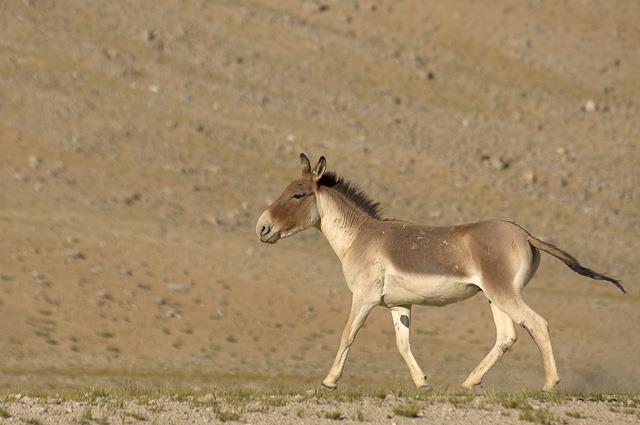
[317,172,383,220]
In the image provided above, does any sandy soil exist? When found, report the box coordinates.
[1,391,640,425]
[0,0,639,401]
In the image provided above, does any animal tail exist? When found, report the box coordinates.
[527,234,625,293]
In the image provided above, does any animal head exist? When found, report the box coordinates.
[256,153,326,244]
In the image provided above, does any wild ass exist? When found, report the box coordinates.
[255,154,625,391]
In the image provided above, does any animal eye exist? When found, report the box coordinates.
[292,193,304,199]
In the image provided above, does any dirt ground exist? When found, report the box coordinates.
[0,0,639,411]
[1,389,640,425]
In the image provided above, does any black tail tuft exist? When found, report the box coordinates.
[568,264,626,293]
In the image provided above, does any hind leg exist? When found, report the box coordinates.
[462,302,517,389]
[490,296,560,390]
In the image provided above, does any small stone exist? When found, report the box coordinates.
[490,156,509,170]
[167,282,192,292]
[522,171,537,184]
[64,249,86,260]
[29,155,41,169]
[583,99,597,112]
[166,308,181,318]
[143,29,155,42]
[122,192,141,205]
[148,85,159,93]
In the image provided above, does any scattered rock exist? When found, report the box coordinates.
[304,2,329,13]
[143,29,155,42]
[166,282,192,293]
[166,308,181,319]
[96,290,113,303]
[485,155,509,170]
[522,171,537,184]
[583,99,597,112]
[122,192,141,205]
[64,249,86,260]
[28,155,41,169]
[13,172,27,182]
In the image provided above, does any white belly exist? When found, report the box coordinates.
[382,269,481,307]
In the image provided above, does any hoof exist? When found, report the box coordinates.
[320,382,337,392]
[542,377,561,392]
[461,381,480,390]
[417,384,433,392]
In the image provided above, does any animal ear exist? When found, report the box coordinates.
[312,156,326,181]
[300,153,311,176]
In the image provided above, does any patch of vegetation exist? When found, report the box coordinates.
[263,397,287,407]
[324,410,344,420]
[216,410,241,422]
[124,411,148,421]
[0,407,10,418]
[96,415,109,425]
[79,406,93,424]
[89,386,111,400]
[23,419,43,425]
[565,410,584,418]
[519,407,566,425]
[393,403,421,418]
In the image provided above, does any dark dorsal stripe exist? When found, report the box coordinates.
[318,172,383,220]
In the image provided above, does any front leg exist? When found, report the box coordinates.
[321,296,378,390]
[390,305,430,390]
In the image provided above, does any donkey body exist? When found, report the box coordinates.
[256,154,624,391]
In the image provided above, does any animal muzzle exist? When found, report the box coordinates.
[256,210,279,244]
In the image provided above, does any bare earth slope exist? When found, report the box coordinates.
[0,0,639,395]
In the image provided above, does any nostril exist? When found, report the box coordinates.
[260,225,270,237]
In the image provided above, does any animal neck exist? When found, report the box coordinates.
[315,187,373,261]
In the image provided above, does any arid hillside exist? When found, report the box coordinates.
[0,0,639,393]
